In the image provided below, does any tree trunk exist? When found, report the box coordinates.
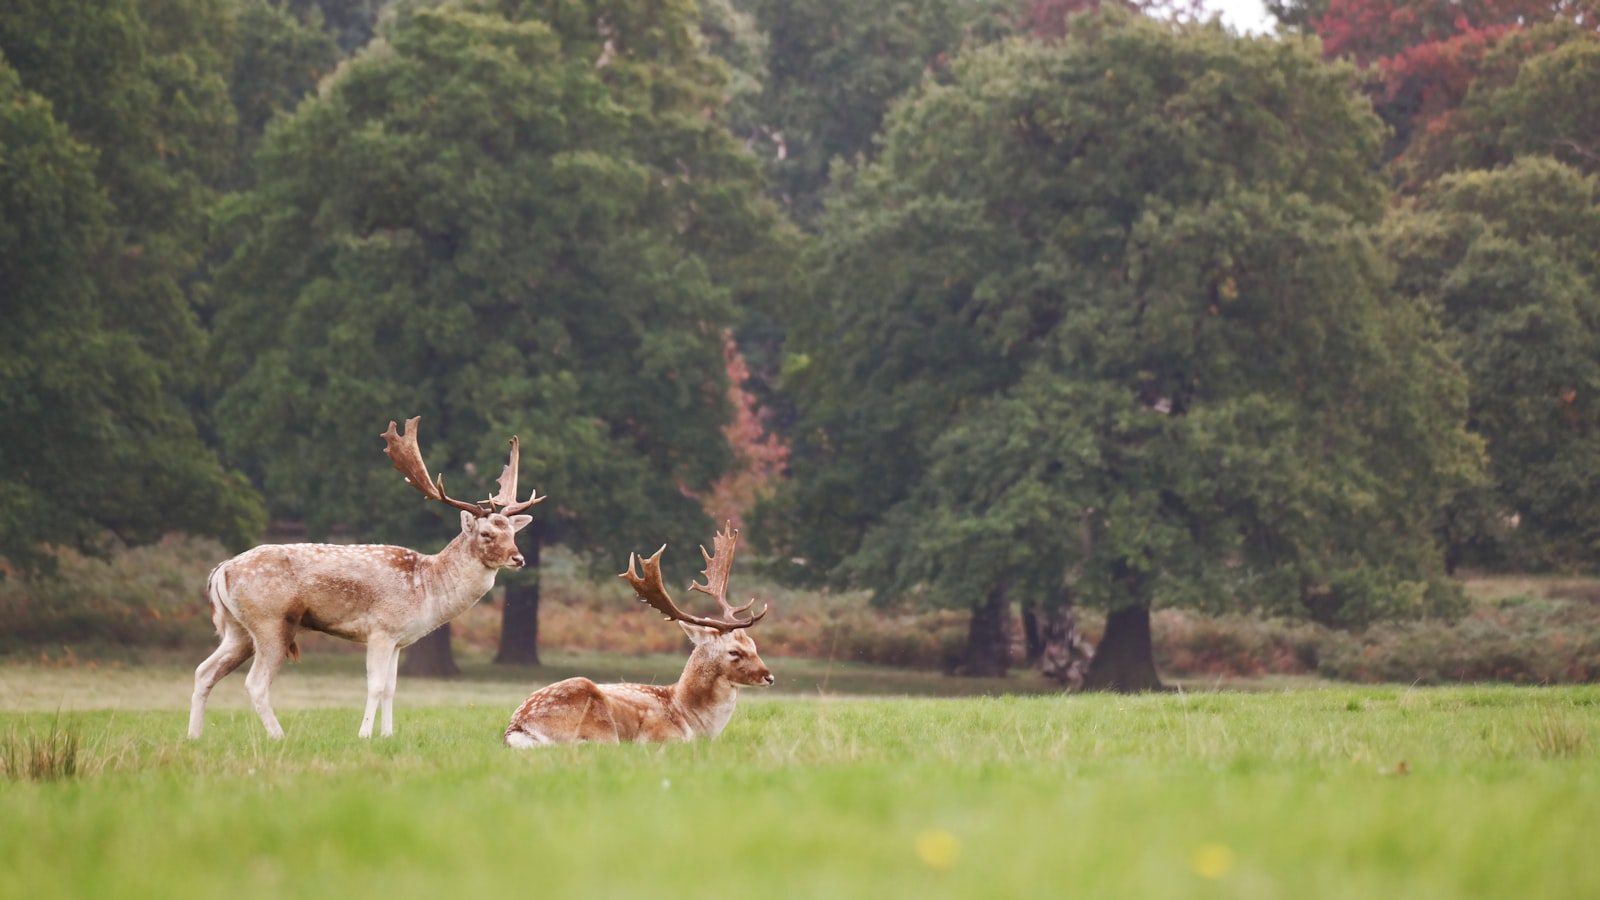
[399,623,460,678]
[1022,604,1043,665]
[1082,604,1165,692]
[495,525,542,665]
[1038,604,1094,690]
[953,586,1012,677]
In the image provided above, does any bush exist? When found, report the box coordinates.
[4,540,1599,686]
[1152,610,1324,678]
[0,536,223,652]
[1317,596,1600,685]
[486,569,972,669]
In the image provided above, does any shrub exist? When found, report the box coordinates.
[1152,610,1324,678]
[1316,596,1600,685]
[0,536,223,651]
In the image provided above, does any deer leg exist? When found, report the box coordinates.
[359,639,397,739]
[243,625,289,740]
[380,644,400,737]
[188,620,254,739]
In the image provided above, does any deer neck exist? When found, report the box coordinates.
[671,651,739,738]
[415,533,499,630]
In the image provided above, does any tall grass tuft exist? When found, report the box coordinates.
[1528,715,1589,758]
[1,716,84,781]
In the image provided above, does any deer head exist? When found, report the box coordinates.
[381,417,543,570]
[622,524,774,686]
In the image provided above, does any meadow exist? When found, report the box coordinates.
[1,657,1596,899]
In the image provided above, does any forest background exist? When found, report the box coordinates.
[3,0,1599,691]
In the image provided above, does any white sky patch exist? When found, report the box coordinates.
[1200,0,1277,34]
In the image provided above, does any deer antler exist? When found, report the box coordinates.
[381,417,491,517]
[620,526,768,632]
[689,523,763,622]
[489,436,545,515]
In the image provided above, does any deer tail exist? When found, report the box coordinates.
[205,564,230,638]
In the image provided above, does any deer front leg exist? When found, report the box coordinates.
[380,644,400,737]
[360,639,397,739]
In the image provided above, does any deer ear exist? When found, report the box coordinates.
[460,510,477,532]
[678,621,718,645]
[508,515,533,533]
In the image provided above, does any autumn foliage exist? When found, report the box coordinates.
[1308,0,1599,168]
[700,333,790,528]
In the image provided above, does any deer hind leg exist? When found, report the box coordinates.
[573,690,621,744]
[577,709,621,744]
[359,639,397,739]
[187,617,254,739]
[243,620,293,740]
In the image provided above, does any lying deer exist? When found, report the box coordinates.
[504,525,773,746]
[188,417,542,740]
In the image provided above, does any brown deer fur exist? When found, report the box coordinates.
[188,417,540,740]
[505,526,772,746]
[504,624,772,746]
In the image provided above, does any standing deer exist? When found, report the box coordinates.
[504,524,773,746]
[188,416,543,740]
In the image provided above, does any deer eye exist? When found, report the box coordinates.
[728,650,744,660]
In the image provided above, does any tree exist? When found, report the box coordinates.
[227,0,341,183]
[770,13,1478,688]
[287,0,385,53]
[730,0,1018,221]
[1401,27,1600,184]
[212,0,781,672]
[698,333,790,528]
[1273,0,1600,167]
[1386,157,1600,569]
[0,4,265,570]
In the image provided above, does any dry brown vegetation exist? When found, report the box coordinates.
[4,537,1598,685]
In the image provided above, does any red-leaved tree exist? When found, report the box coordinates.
[1310,0,1598,167]
[700,333,789,528]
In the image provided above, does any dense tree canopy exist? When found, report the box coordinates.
[767,14,1480,684]
[1387,158,1600,568]
[0,0,1586,693]
[211,0,785,663]
[1400,26,1600,184]
[731,0,1016,220]
[0,2,266,569]
[1274,0,1600,170]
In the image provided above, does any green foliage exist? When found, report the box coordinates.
[1386,157,1600,568]
[288,0,384,52]
[1318,591,1600,683]
[213,1,782,572]
[1402,26,1600,186]
[0,536,225,650]
[228,0,341,178]
[771,14,1478,625]
[733,0,1018,220]
[0,51,263,569]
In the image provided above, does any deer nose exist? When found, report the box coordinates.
[509,553,525,568]
[762,673,775,686]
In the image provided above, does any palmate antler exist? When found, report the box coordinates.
[621,523,769,632]
[490,436,545,516]
[381,416,495,517]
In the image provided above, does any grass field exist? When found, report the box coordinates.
[1,657,1596,899]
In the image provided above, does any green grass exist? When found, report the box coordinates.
[0,660,1596,899]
